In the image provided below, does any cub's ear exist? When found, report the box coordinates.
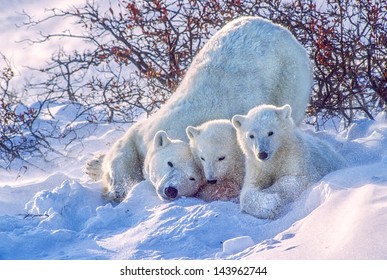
[232,115,246,129]
[153,130,172,149]
[186,126,200,140]
[279,104,292,120]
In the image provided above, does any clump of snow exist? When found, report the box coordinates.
[340,112,387,165]
[25,180,104,231]
[218,236,255,257]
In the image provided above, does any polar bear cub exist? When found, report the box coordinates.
[232,104,347,219]
[186,120,244,201]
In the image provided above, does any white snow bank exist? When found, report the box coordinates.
[241,162,387,260]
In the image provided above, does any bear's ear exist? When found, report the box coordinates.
[279,104,292,120]
[186,126,200,140]
[153,130,172,149]
[232,115,246,129]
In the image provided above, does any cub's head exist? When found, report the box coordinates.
[232,104,294,162]
[186,120,243,184]
[145,130,205,200]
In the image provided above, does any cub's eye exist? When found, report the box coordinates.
[167,161,174,167]
[268,131,274,136]
[200,157,205,161]
[218,156,225,161]
[189,177,196,181]
[249,134,255,139]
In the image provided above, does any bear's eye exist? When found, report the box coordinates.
[200,157,205,161]
[268,131,274,136]
[167,161,174,168]
[189,177,196,181]
[249,134,255,139]
[218,156,225,161]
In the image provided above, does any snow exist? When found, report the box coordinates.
[0,107,386,260]
[1,0,387,261]
[218,236,255,256]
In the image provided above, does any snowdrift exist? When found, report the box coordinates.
[0,108,386,260]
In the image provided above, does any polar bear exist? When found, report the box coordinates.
[232,104,347,219]
[186,120,244,201]
[144,130,205,200]
[91,16,313,201]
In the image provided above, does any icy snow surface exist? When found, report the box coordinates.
[0,109,386,260]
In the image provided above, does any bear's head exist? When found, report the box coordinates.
[186,120,244,185]
[145,130,205,200]
[232,104,294,162]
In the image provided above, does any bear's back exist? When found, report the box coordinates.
[139,16,312,147]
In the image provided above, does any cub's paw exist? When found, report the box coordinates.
[241,189,281,219]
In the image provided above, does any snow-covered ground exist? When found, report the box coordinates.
[0,106,386,260]
[1,0,387,261]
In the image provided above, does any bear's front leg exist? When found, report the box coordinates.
[85,153,105,181]
[240,185,282,219]
[102,135,144,202]
[103,182,128,202]
[268,175,308,203]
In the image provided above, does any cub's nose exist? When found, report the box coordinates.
[164,186,178,199]
[207,179,218,185]
[258,151,269,160]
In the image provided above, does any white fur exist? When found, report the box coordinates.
[85,153,105,181]
[143,131,205,201]
[91,16,313,201]
[186,120,244,201]
[232,104,347,219]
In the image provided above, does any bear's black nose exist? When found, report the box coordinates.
[258,151,269,160]
[207,179,217,184]
[164,186,178,199]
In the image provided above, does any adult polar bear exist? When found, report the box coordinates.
[98,16,313,201]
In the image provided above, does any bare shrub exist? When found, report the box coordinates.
[22,0,385,128]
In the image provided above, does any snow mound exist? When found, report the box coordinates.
[25,180,104,231]
[241,161,387,260]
